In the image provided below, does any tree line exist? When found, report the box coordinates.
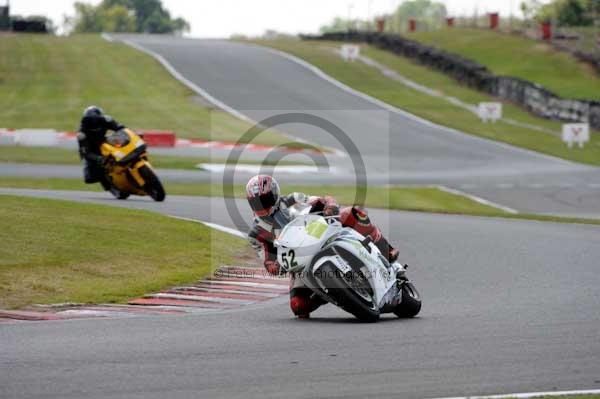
[66,0,190,34]
[522,0,600,26]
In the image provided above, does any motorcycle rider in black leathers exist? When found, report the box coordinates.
[77,106,124,190]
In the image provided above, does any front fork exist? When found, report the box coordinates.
[128,158,150,188]
[380,262,409,312]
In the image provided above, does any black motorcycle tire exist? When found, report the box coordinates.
[138,165,166,202]
[110,187,130,200]
[317,262,380,322]
[393,282,421,318]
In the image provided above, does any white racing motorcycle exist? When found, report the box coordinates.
[274,207,421,322]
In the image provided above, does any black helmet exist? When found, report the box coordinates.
[83,106,103,118]
[81,106,105,134]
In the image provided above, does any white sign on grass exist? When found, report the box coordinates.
[562,123,589,148]
[478,102,502,123]
[340,44,360,61]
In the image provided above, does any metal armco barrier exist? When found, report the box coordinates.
[302,31,600,130]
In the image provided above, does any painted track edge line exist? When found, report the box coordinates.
[103,34,254,124]
[102,34,344,156]
[435,185,519,214]
[432,388,600,399]
[245,42,582,167]
[167,215,247,238]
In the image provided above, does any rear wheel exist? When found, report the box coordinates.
[393,282,421,318]
[316,262,379,322]
[138,165,166,202]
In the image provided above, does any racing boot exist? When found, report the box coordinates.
[373,235,399,264]
[290,289,327,319]
[99,175,111,191]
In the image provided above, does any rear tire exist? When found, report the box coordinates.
[138,165,166,202]
[316,262,379,322]
[393,282,421,318]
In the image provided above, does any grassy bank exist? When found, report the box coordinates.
[408,28,600,100]
[2,177,600,226]
[0,195,252,309]
[0,146,311,169]
[251,39,600,166]
[0,34,303,148]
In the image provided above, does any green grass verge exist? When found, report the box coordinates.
[249,39,600,166]
[0,34,309,149]
[2,177,600,226]
[408,28,600,100]
[0,146,312,169]
[0,195,252,309]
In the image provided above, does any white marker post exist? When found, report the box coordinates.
[478,102,502,123]
[340,44,360,62]
[562,123,589,148]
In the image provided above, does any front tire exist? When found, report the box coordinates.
[138,165,166,202]
[316,262,379,322]
[109,186,130,200]
[393,282,421,318]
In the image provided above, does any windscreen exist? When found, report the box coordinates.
[105,130,131,147]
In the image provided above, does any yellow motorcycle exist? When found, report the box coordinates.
[100,128,166,202]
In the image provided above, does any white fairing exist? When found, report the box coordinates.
[275,212,398,309]
[330,235,397,307]
[275,214,339,273]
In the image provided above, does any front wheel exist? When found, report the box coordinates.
[109,187,130,200]
[138,165,166,202]
[393,282,421,318]
[316,262,379,322]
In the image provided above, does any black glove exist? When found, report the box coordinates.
[96,156,107,167]
[324,203,339,216]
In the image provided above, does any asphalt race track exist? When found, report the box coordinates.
[1,188,600,399]
[114,35,600,216]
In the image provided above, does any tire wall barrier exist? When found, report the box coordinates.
[302,31,600,130]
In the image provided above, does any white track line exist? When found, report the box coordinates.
[435,185,519,214]
[103,34,342,154]
[167,215,247,238]
[104,34,254,124]
[433,388,600,399]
